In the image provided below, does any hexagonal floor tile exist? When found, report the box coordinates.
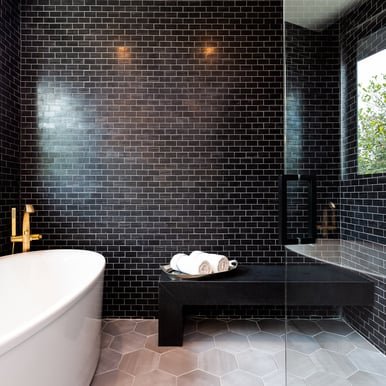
[95,348,122,375]
[348,348,386,376]
[198,348,237,376]
[91,369,134,386]
[237,349,277,377]
[315,332,355,354]
[287,349,320,378]
[228,319,259,335]
[249,331,284,353]
[159,349,198,376]
[286,332,320,354]
[288,319,321,336]
[177,370,220,386]
[347,331,379,352]
[221,369,264,386]
[135,320,158,336]
[306,371,351,386]
[119,348,159,375]
[183,332,215,353]
[145,334,175,354]
[197,319,228,336]
[103,319,137,336]
[317,320,353,336]
[263,370,306,386]
[133,369,176,386]
[184,318,198,335]
[110,331,147,354]
[257,319,286,335]
[311,349,357,378]
[214,331,250,353]
[348,370,386,385]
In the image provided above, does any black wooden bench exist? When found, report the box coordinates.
[158,264,374,346]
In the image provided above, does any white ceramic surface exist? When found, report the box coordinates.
[0,249,105,386]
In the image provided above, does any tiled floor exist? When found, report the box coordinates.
[90,318,386,386]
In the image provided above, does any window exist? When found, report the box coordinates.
[357,49,386,174]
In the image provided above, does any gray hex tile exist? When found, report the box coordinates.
[317,320,353,336]
[288,319,321,336]
[183,332,215,353]
[348,370,386,385]
[249,331,284,353]
[198,348,237,376]
[197,319,228,336]
[348,348,386,376]
[306,371,351,386]
[214,331,250,353]
[177,370,220,386]
[311,349,357,378]
[287,349,321,378]
[237,349,277,376]
[315,332,355,354]
[221,369,264,386]
[228,319,259,335]
[257,319,286,335]
[287,332,320,354]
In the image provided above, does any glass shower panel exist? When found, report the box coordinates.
[284,1,386,385]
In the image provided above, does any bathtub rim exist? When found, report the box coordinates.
[0,249,105,358]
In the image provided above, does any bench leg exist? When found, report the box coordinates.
[158,286,184,346]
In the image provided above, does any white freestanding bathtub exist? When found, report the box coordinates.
[0,249,105,386]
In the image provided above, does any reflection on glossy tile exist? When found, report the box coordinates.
[92,318,386,386]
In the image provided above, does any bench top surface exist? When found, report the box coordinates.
[160,264,373,284]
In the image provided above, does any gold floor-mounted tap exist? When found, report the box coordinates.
[11,205,43,253]
[317,201,337,238]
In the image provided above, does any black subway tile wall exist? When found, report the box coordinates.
[20,0,284,318]
[0,0,20,256]
[340,0,386,353]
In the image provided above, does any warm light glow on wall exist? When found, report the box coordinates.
[116,46,131,62]
[203,46,216,57]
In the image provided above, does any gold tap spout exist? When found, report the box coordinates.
[10,205,43,253]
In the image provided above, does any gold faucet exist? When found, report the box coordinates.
[317,201,337,238]
[11,205,43,253]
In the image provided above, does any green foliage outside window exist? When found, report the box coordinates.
[357,73,386,174]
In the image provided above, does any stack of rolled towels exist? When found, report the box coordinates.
[170,250,230,275]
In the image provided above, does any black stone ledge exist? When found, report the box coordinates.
[158,264,374,345]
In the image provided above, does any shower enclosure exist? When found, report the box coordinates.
[284,0,386,384]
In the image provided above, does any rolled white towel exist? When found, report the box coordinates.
[170,253,212,275]
[190,251,229,273]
